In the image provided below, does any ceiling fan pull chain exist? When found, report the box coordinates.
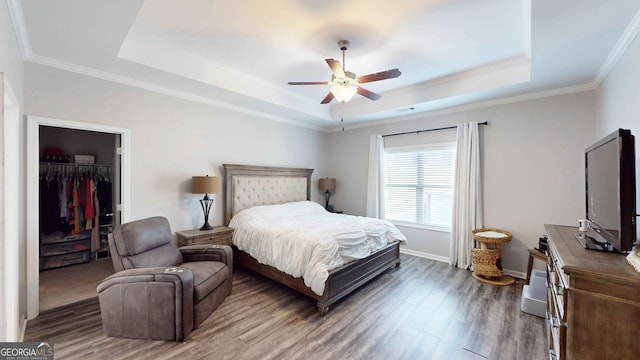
[341,102,345,131]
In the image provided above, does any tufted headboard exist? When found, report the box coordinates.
[222,164,314,225]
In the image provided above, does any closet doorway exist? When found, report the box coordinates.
[26,116,131,320]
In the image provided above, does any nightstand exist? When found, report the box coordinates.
[176,226,234,247]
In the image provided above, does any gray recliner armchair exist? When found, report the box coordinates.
[97,216,232,341]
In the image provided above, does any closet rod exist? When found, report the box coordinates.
[381,121,488,138]
[39,162,112,168]
[39,163,113,175]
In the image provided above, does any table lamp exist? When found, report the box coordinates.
[318,177,336,210]
[192,175,221,230]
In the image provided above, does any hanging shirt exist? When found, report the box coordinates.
[97,179,113,218]
[59,178,67,219]
[84,175,95,219]
[91,181,101,252]
[40,177,60,234]
[72,176,81,235]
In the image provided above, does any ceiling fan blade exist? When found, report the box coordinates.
[357,87,382,101]
[356,68,401,83]
[320,92,335,104]
[326,59,346,79]
[288,81,329,85]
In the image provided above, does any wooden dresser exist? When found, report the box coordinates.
[545,224,640,359]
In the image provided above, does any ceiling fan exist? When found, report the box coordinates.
[288,40,401,104]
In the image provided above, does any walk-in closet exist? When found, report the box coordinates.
[38,126,120,312]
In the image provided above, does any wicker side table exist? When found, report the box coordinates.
[471,228,514,285]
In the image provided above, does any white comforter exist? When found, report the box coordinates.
[229,201,406,295]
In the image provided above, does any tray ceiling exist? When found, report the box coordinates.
[12,0,640,130]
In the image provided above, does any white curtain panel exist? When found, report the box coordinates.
[366,134,385,218]
[450,122,483,269]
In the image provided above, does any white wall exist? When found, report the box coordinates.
[596,32,640,243]
[327,91,596,273]
[0,1,23,99]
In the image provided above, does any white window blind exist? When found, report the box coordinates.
[384,143,456,230]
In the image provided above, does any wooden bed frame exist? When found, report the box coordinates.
[222,164,401,314]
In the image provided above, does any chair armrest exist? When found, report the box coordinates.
[179,245,233,269]
[97,266,194,293]
[97,266,195,341]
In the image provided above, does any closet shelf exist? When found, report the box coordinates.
[40,231,92,245]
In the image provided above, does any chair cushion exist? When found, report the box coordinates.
[179,261,229,303]
[111,216,183,269]
[126,243,183,269]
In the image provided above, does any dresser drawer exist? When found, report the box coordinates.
[176,226,234,247]
[546,241,568,360]
[547,283,566,360]
[547,256,567,321]
[187,233,232,246]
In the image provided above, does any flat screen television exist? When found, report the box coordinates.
[578,128,637,253]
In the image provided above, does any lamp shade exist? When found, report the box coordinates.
[319,178,336,191]
[330,85,357,103]
[192,175,221,194]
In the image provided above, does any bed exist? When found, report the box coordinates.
[223,164,405,314]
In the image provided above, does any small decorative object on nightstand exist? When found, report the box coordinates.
[319,177,336,210]
[176,226,234,247]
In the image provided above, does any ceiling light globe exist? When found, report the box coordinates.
[331,85,357,103]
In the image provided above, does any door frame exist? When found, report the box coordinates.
[26,115,131,320]
[2,75,20,340]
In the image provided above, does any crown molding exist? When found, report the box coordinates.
[24,53,324,131]
[593,8,640,87]
[7,0,32,58]
[333,82,596,133]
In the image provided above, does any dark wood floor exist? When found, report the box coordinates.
[24,254,546,360]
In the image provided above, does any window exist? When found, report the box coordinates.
[384,142,456,230]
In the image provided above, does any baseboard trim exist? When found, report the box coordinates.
[19,316,27,341]
[399,247,526,279]
[400,248,449,263]
[503,269,526,280]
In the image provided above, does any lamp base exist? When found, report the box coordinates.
[199,195,214,231]
[324,190,332,210]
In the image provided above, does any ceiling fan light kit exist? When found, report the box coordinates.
[331,85,358,103]
[288,39,401,104]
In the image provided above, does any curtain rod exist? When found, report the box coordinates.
[381,121,488,138]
